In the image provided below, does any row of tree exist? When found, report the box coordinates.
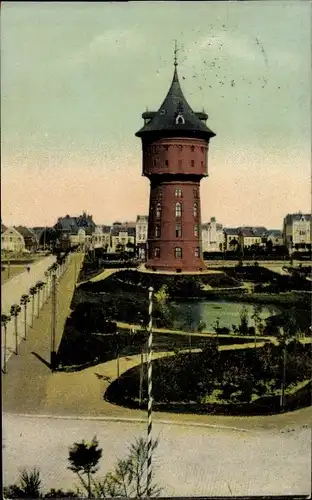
[1,257,68,374]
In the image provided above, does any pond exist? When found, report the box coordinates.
[170,300,279,331]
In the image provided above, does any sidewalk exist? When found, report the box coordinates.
[2,253,84,414]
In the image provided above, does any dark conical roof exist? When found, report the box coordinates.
[136,66,216,140]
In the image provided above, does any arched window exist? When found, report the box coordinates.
[175,188,182,198]
[176,223,182,238]
[156,203,161,218]
[193,189,199,199]
[194,224,199,237]
[176,114,185,125]
[175,202,182,218]
[191,160,195,167]
[155,225,161,238]
[195,247,200,257]
[154,247,160,258]
[193,202,198,217]
[175,247,182,258]
[191,145,195,152]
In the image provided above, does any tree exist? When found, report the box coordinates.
[93,437,161,498]
[10,304,22,355]
[1,314,11,373]
[4,467,42,498]
[239,306,249,335]
[29,286,37,327]
[68,436,102,498]
[35,281,45,318]
[20,294,30,341]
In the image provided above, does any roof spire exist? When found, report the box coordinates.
[174,40,178,67]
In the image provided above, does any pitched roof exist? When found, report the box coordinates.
[266,229,282,237]
[284,213,311,223]
[239,229,256,237]
[1,223,8,233]
[111,226,136,236]
[55,214,96,235]
[224,228,239,235]
[14,226,37,240]
[136,65,216,140]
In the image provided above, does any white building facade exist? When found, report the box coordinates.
[283,213,311,252]
[201,217,224,253]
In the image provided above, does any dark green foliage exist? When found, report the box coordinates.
[4,468,42,498]
[68,437,102,498]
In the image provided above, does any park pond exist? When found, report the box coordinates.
[170,300,279,331]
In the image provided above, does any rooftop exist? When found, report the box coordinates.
[136,54,216,141]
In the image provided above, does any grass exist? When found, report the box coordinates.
[1,265,25,283]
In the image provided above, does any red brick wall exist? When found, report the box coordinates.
[142,136,210,271]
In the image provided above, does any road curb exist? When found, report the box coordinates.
[4,412,252,432]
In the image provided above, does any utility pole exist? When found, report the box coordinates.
[50,273,57,371]
[280,342,287,410]
[146,286,154,498]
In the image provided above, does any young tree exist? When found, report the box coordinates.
[35,281,45,318]
[4,467,42,498]
[20,294,30,340]
[93,437,161,498]
[10,304,22,355]
[68,436,102,498]
[1,314,11,373]
[29,286,37,327]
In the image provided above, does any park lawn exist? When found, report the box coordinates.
[1,266,25,283]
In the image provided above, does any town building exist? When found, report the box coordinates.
[1,227,26,253]
[238,228,263,249]
[224,228,240,251]
[91,225,111,250]
[201,217,224,253]
[110,222,136,253]
[135,47,216,271]
[136,215,148,259]
[54,212,96,250]
[283,213,311,252]
[266,229,283,247]
[14,226,38,252]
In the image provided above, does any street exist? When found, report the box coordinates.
[1,255,57,368]
[3,413,310,496]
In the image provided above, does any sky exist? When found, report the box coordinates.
[1,1,311,229]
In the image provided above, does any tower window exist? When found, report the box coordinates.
[178,160,182,167]
[201,161,204,167]
[155,225,161,238]
[175,202,182,218]
[194,224,199,237]
[176,223,182,237]
[165,145,169,151]
[154,247,160,258]
[156,203,162,218]
[165,160,169,166]
[175,247,182,258]
[176,114,185,125]
[195,247,200,257]
[175,188,183,198]
[191,160,195,167]
[193,202,198,217]
[179,145,183,152]
[191,145,195,152]
[193,189,199,199]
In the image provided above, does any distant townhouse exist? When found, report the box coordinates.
[1,227,26,253]
[202,217,224,252]
[54,212,96,250]
[111,222,136,253]
[91,225,111,250]
[224,228,240,251]
[136,215,148,259]
[238,228,263,249]
[283,213,311,252]
[266,229,283,247]
[14,226,38,252]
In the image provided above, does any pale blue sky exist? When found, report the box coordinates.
[1,1,311,228]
